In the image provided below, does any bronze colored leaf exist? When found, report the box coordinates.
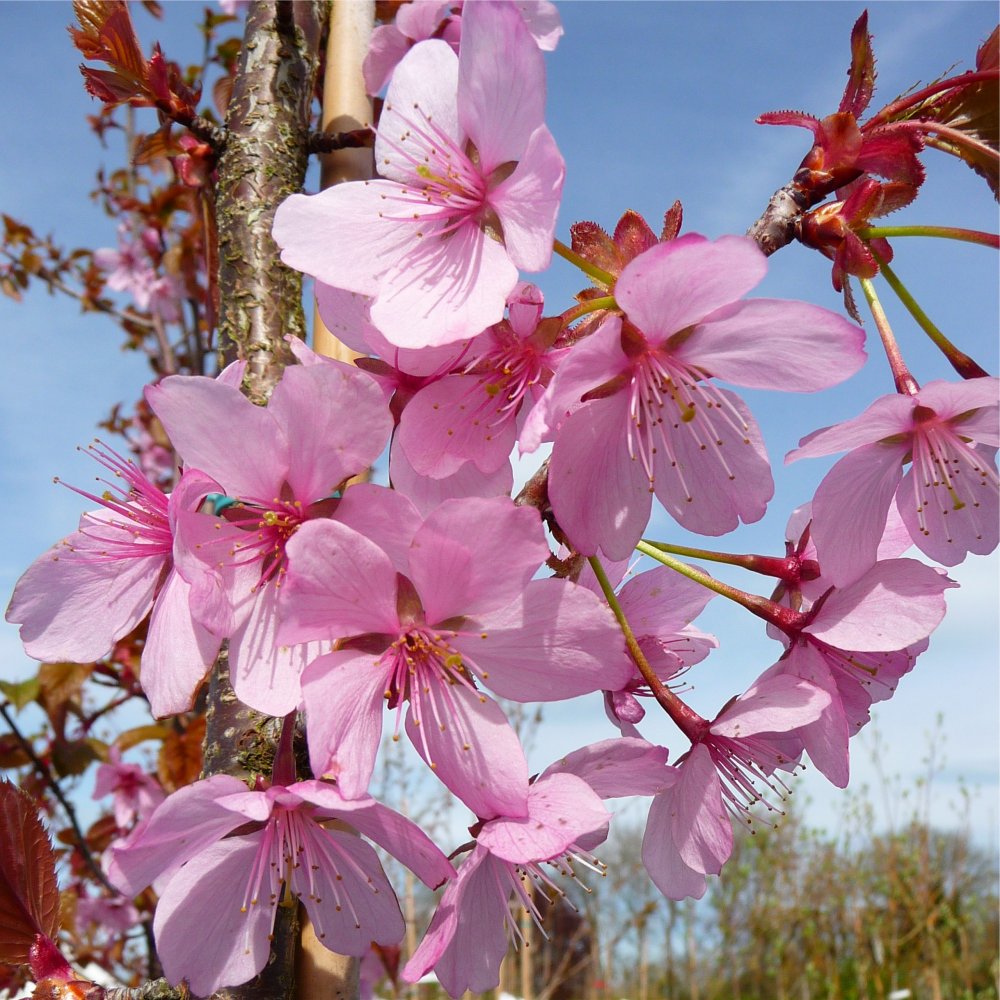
[0,780,60,964]
[157,716,205,792]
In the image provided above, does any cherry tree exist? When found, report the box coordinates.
[0,2,996,999]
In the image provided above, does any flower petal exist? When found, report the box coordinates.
[405,684,529,819]
[616,235,766,341]
[300,650,388,798]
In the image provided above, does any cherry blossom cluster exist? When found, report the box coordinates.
[5,2,997,997]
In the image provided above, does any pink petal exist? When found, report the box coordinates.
[457,0,545,173]
[362,24,412,95]
[294,829,405,954]
[616,235,767,340]
[265,363,391,502]
[651,387,773,536]
[540,737,671,798]
[806,558,957,651]
[146,377,287,501]
[141,570,221,717]
[376,41,460,184]
[273,181,418,294]
[332,482,422,574]
[458,578,632,700]
[403,846,509,996]
[7,514,166,663]
[786,392,913,462]
[154,836,272,996]
[372,218,518,348]
[389,443,514,516]
[279,520,401,643]
[476,773,608,863]
[490,125,564,272]
[898,444,999,565]
[405,684,529,820]
[397,374,518,478]
[300,650,388,798]
[105,774,250,895]
[711,675,831,737]
[915,377,1000,429]
[670,744,733,875]
[521,314,626,450]
[680,298,867,391]
[642,793,710,901]
[809,441,908,586]
[548,393,654,559]
[765,645,850,787]
[227,584,313,717]
[409,498,548,622]
[618,565,715,634]
[295,781,454,888]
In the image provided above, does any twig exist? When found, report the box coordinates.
[307,126,375,154]
[0,701,119,895]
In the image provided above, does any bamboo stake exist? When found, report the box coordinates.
[312,0,375,363]
[295,5,374,997]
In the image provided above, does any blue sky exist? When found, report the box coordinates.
[0,2,996,847]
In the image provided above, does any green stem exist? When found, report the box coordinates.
[587,556,681,717]
[560,294,618,327]
[858,225,1000,249]
[869,250,989,380]
[635,541,807,633]
[553,238,617,287]
[857,277,920,395]
[641,539,816,583]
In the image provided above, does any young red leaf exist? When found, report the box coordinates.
[839,11,876,119]
[0,780,61,965]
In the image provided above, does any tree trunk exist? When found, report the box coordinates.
[201,4,327,999]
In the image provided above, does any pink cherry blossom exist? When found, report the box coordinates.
[5,446,221,717]
[640,675,830,900]
[363,0,563,96]
[787,377,999,584]
[277,494,630,812]
[93,225,182,322]
[403,772,607,997]
[529,233,868,559]
[759,508,958,786]
[92,747,165,830]
[145,354,392,716]
[396,282,563,478]
[274,0,565,348]
[311,286,516,509]
[108,774,453,997]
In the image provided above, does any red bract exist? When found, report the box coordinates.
[758,13,926,207]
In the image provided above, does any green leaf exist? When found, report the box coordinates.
[0,677,40,713]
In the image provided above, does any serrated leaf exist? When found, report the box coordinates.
[37,663,92,715]
[840,11,876,119]
[910,27,999,198]
[0,677,41,713]
[0,780,60,964]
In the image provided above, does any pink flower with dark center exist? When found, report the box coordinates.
[396,282,563,478]
[107,774,453,997]
[274,0,565,348]
[277,494,630,812]
[528,234,867,559]
[787,377,999,583]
